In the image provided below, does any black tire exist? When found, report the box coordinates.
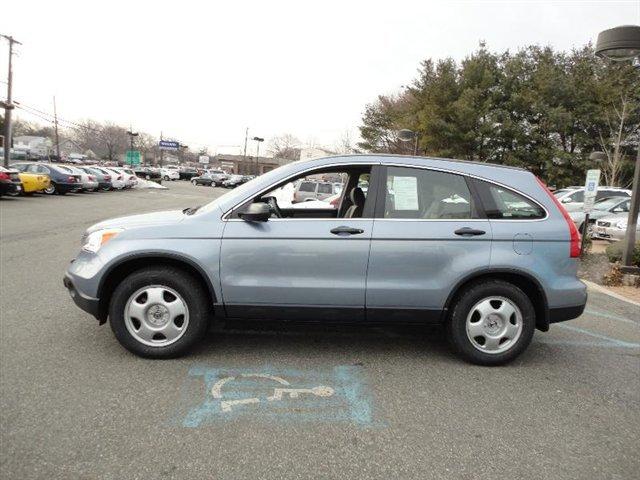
[164,175,170,181]
[43,183,57,195]
[191,180,197,186]
[446,280,535,366]
[109,266,210,358]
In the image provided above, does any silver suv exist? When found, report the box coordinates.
[64,155,587,365]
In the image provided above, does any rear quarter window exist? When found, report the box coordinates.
[475,181,546,220]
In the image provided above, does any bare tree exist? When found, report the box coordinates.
[334,130,357,154]
[267,133,301,161]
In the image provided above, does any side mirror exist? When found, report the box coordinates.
[561,197,572,203]
[238,202,271,222]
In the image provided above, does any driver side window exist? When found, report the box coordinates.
[237,166,375,220]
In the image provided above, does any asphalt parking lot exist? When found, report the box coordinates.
[1,181,639,480]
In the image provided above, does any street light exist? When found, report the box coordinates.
[595,24,640,274]
[397,129,419,155]
[126,130,139,151]
[595,25,640,61]
[252,136,264,175]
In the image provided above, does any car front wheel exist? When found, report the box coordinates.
[191,179,197,186]
[447,280,535,366]
[109,266,210,358]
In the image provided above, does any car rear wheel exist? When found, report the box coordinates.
[446,280,535,366]
[109,266,210,358]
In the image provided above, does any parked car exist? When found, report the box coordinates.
[569,197,630,233]
[82,167,112,191]
[0,166,23,197]
[111,167,138,188]
[12,162,81,195]
[593,214,639,242]
[7,167,50,195]
[134,167,162,183]
[553,186,631,212]
[65,154,586,365]
[191,173,217,186]
[160,168,180,181]
[179,168,199,181]
[293,180,340,202]
[64,165,99,192]
[222,174,247,188]
[94,167,126,190]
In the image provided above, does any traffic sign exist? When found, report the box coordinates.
[159,140,180,151]
[125,150,141,166]
[583,169,601,213]
[199,155,210,164]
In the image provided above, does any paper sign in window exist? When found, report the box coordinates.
[392,176,419,210]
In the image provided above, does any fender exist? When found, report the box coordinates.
[97,251,218,316]
[442,267,550,331]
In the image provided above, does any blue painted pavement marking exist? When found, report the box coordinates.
[180,365,379,428]
[556,324,640,349]
[583,309,639,326]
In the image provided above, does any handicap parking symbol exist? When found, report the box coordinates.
[180,365,377,427]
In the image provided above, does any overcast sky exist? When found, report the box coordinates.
[2,0,639,154]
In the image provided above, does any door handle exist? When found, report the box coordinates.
[454,227,486,236]
[330,226,364,236]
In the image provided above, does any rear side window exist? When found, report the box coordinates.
[382,166,475,219]
[317,183,332,194]
[568,190,584,202]
[474,181,545,220]
[298,182,316,192]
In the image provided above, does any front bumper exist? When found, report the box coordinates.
[64,274,102,320]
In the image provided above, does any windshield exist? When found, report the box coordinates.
[595,198,627,211]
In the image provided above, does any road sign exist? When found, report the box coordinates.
[125,150,141,166]
[199,155,210,164]
[159,140,180,151]
[583,169,601,213]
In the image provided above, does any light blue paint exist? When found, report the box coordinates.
[180,365,379,428]
[584,309,639,326]
[556,323,640,348]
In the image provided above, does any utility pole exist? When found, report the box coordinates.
[159,131,163,167]
[1,34,22,168]
[621,152,640,272]
[53,96,61,160]
[243,127,248,162]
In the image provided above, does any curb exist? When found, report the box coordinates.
[582,280,640,307]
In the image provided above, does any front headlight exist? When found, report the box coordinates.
[82,228,123,253]
[615,220,627,230]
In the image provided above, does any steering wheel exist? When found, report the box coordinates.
[266,196,283,218]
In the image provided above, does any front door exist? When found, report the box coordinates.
[220,166,378,321]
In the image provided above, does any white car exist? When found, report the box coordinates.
[553,186,631,212]
[96,167,126,190]
[593,214,640,242]
[160,168,180,181]
[111,167,138,188]
[62,165,98,192]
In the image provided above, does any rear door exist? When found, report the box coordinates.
[366,165,492,321]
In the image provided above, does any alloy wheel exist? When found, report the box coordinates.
[465,296,523,354]
[124,285,190,347]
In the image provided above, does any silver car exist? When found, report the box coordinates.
[64,155,587,365]
[569,197,630,233]
[593,214,640,241]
